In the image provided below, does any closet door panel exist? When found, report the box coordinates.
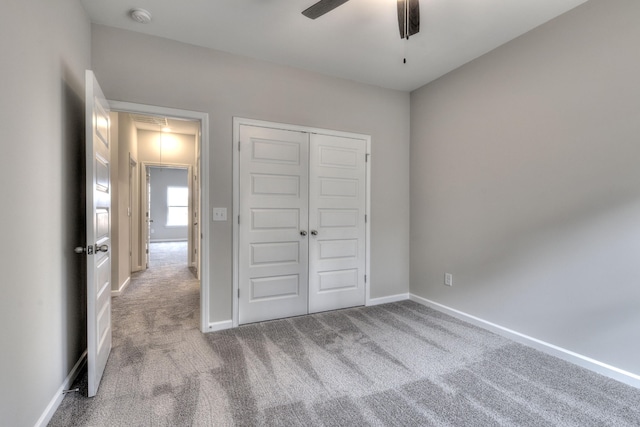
[239,125,309,324]
[308,134,367,313]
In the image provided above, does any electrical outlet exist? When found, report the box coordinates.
[444,273,453,287]
[212,208,227,221]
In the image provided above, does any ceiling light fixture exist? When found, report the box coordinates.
[129,8,152,24]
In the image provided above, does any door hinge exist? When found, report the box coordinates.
[365,275,367,283]
[238,215,240,225]
[238,289,240,298]
[365,214,367,223]
[238,141,241,151]
[366,153,370,162]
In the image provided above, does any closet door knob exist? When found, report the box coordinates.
[310,230,318,236]
[300,230,307,236]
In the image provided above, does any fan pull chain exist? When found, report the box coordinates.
[403,0,409,64]
[403,39,407,64]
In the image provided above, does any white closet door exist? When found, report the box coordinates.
[238,125,309,324]
[308,134,367,313]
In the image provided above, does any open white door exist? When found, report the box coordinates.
[144,165,151,269]
[82,70,112,397]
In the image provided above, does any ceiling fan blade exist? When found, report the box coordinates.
[397,0,420,39]
[302,0,350,19]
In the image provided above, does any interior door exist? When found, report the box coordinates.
[128,156,138,272]
[192,165,199,277]
[308,134,367,313]
[193,132,201,278]
[84,70,112,397]
[145,166,151,269]
[238,125,309,324]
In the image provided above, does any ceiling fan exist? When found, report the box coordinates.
[302,0,420,39]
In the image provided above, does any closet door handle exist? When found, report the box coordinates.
[300,230,307,236]
[310,230,318,236]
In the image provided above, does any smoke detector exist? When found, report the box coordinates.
[129,8,152,24]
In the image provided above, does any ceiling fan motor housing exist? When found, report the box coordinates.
[301,0,420,39]
[398,0,420,39]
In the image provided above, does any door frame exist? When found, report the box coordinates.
[232,117,372,327]
[109,101,211,333]
[129,154,141,273]
[142,163,193,263]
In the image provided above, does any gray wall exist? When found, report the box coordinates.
[149,167,189,242]
[0,0,91,425]
[109,112,121,291]
[117,113,138,280]
[410,0,640,376]
[92,25,411,323]
[111,112,139,291]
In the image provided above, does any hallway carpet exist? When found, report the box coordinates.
[50,242,640,426]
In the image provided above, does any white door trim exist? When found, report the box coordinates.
[232,117,372,327]
[109,101,211,333]
[141,163,192,248]
[129,154,142,273]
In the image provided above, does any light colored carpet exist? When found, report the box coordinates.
[50,242,640,426]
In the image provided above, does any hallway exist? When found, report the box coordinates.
[50,242,201,425]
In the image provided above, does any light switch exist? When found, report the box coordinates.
[213,208,227,221]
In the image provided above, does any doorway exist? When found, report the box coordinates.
[109,101,210,333]
[145,165,192,271]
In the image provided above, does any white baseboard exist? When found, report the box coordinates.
[35,350,87,427]
[150,238,188,243]
[410,294,640,389]
[206,320,233,332]
[111,276,131,297]
[367,293,410,306]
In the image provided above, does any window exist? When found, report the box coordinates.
[166,186,188,226]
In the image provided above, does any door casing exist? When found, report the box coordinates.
[142,163,193,264]
[129,155,141,273]
[109,101,211,333]
[232,117,372,327]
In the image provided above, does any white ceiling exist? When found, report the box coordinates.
[81,0,589,92]
[130,114,200,135]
